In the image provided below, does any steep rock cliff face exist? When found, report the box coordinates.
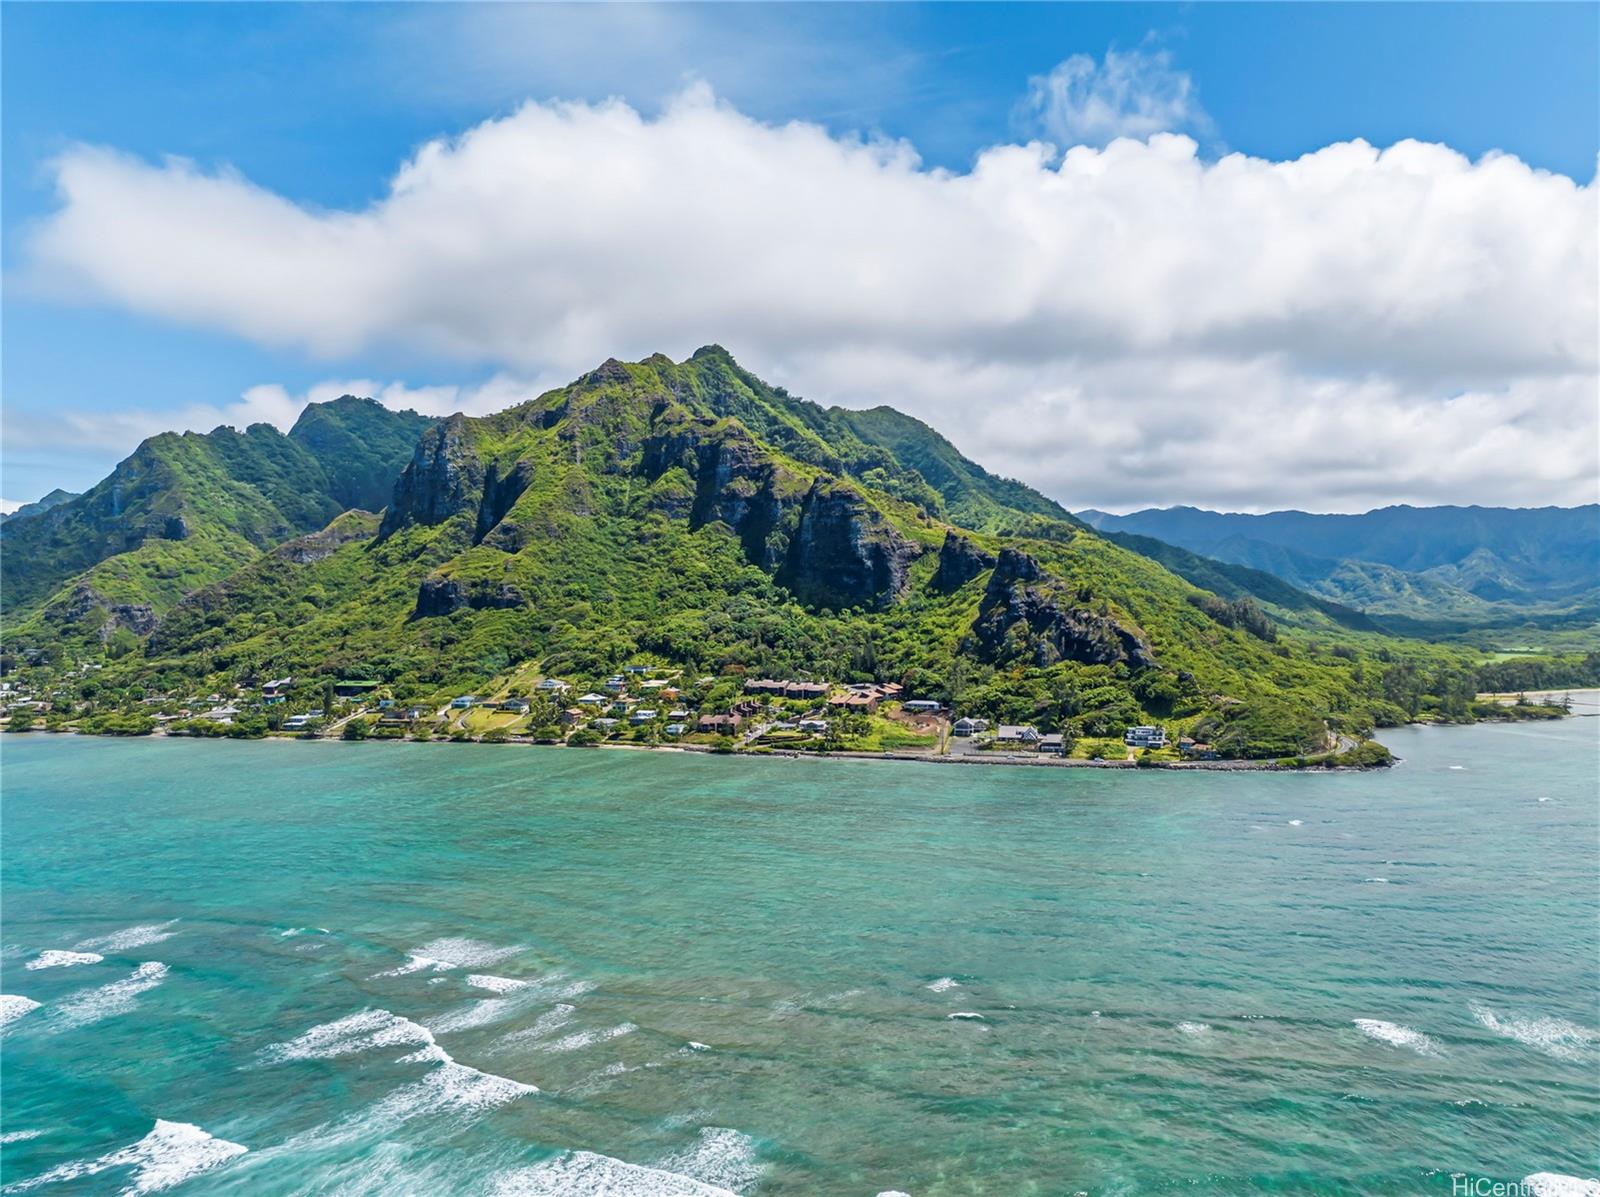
[973,548,1155,669]
[932,531,996,592]
[380,417,484,536]
[413,575,528,617]
[641,420,801,569]
[777,479,921,611]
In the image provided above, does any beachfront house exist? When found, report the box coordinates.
[630,708,658,724]
[664,723,686,736]
[1038,734,1066,755]
[283,714,315,730]
[1124,725,1167,749]
[799,719,829,733]
[1179,737,1219,760]
[501,698,530,713]
[592,717,619,731]
[951,717,988,736]
[903,699,942,714]
[995,724,1040,745]
[262,676,293,698]
[698,713,742,734]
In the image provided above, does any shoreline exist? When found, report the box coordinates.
[15,727,1384,771]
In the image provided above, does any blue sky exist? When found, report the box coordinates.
[3,2,1597,511]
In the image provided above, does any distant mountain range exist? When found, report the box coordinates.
[1077,505,1600,634]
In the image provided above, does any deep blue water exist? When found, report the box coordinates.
[2,717,1596,1195]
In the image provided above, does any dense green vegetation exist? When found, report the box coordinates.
[3,349,1588,762]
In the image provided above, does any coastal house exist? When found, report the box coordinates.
[995,724,1040,745]
[659,687,680,701]
[630,708,658,724]
[830,692,879,712]
[1124,725,1167,749]
[785,681,829,701]
[262,677,293,698]
[577,693,608,706]
[623,664,651,675]
[283,714,315,730]
[951,717,988,736]
[501,698,531,713]
[642,679,669,690]
[744,679,786,696]
[592,718,619,731]
[799,718,829,733]
[450,696,476,709]
[334,680,380,699]
[1179,737,1218,760]
[697,713,742,734]
[1038,734,1066,755]
[903,699,942,714]
[603,676,627,693]
[668,709,690,721]
[537,678,569,692]
[664,723,687,736]
[560,707,583,725]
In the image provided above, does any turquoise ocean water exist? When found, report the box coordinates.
[1,717,1596,1195]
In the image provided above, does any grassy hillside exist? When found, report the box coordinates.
[2,349,1531,759]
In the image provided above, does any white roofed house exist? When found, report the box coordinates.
[995,724,1039,745]
[537,678,570,692]
[1124,725,1167,749]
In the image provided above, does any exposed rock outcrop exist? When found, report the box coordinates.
[380,417,484,537]
[62,583,158,641]
[641,420,800,569]
[777,479,921,611]
[932,531,996,592]
[973,549,1155,669]
[413,575,527,618]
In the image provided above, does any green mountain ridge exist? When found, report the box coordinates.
[6,349,1578,758]
[0,397,434,635]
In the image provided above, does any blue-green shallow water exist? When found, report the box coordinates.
[1,719,1596,1196]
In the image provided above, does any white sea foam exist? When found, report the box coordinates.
[53,963,168,1029]
[277,926,330,938]
[540,1023,638,1054]
[497,1004,578,1049]
[1177,1021,1211,1035]
[947,1011,984,1021]
[1,995,42,1028]
[375,937,523,978]
[0,1130,44,1144]
[1363,878,1390,884]
[1353,1018,1437,1055]
[490,1151,740,1197]
[1471,1003,1597,1062]
[926,977,960,992]
[468,974,529,994]
[263,1009,435,1062]
[27,950,105,970]
[264,1008,536,1124]
[1287,819,1303,826]
[5,1119,246,1194]
[685,1041,711,1052]
[1524,1174,1600,1197]
[74,921,179,953]
[657,1128,764,1193]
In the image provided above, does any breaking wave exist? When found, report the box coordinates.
[74,921,179,953]
[5,1119,245,1194]
[1353,1018,1437,1055]
[26,950,104,970]
[0,995,42,1028]
[1471,1003,1597,1062]
[489,1150,740,1197]
[53,963,168,1029]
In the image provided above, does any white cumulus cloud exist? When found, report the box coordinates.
[1022,46,1211,148]
[19,84,1599,511]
